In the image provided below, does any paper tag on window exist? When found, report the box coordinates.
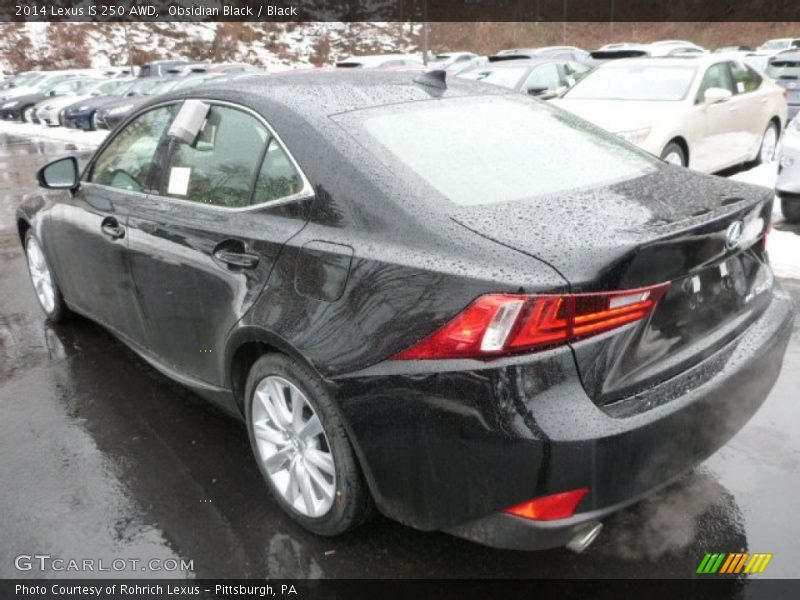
[736,81,745,93]
[167,167,191,196]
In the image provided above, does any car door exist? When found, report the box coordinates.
[691,61,738,171]
[728,60,771,159]
[125,101,312,385]
[45,103,179,345]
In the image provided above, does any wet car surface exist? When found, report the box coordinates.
[1,131,799,579]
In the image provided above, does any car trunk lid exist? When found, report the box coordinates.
[451,167,774,405]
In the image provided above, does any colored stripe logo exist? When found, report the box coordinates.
[697,552,773,574]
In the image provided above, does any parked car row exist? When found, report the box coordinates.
[0,64,265,133]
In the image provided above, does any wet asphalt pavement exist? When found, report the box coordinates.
[0,131,799,580]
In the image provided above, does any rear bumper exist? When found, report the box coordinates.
[337,284,794,550]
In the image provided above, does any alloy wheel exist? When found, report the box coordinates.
[23,107,34,123]
[760,125,778,164]
[25,237,56,314]
[251,375,336,518]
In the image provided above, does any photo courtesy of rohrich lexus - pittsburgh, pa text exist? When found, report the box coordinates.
[1,0,800,598]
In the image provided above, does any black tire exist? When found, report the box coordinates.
[660,142,687,167]
[23,230,70,323]
[781,194,800,223]
[244,353,373,536]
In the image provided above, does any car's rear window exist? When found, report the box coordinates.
[767,60,800,79]
[336,95,659,206]
[458,66,528,89]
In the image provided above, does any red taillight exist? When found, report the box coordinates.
[504,488,589,521]
[393,283,670,360]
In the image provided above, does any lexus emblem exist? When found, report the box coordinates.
[726,221,743,250]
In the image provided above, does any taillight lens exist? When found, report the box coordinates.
[504,488,590,521]
[393,282,669,360]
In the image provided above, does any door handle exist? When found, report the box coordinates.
[101,217,125,240]
[212,239,259,269]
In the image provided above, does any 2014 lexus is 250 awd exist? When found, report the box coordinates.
[18,71,794,551]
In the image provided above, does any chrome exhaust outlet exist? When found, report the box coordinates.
[566,521,603,553]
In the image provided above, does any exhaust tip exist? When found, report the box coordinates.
[566,521,603,554]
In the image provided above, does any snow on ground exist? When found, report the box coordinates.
[1,119,798,280]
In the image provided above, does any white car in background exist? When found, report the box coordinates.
[756,38,800,56]
[335,54,423,69]
[552,55,788,173]
[648,40,708,56]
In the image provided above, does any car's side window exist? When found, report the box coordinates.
[523,64,561,93]
[252,139,303,204]
[695,63,735,102]
[161,105,268,208]
[89,104,177,193]
[730,61,762,94]
[563,61,591,86]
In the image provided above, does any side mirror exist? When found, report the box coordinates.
[704,87,732,104]
[37,156,79,191]
[168,99,210,145]
[527,86,549,96]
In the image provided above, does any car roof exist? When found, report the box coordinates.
[463,58,570,70]
[158,70,508,121]
[596,54,730,68]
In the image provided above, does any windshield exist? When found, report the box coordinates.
[760,40,790,50]
[91,79,126,95]
[767,60,800,79]
[75,79,102,94]
[564,64,697,100]
[458,66,527,89]
[338,96,660,206]
[129,78,166,95]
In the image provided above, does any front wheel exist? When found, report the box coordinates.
[756,122,779,165]
[661,142,687,167]
[24,231,69,323]
[22,106,34,123]
[245,354,373,536]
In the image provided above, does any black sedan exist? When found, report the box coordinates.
[17,71,794,551]
[458,58,592,98]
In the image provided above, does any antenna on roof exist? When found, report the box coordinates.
[413,69,447,90]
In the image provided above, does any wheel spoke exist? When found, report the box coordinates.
[285,457,301,503]
[290,386,304,430]
[304,448,335,476]
[263,446,294,473]
[297,462,316,516]
[253,420,286,445]
[298,414,323,442]
[305,461,334,501]
[267,379,291,426]
[258,389,287,432]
